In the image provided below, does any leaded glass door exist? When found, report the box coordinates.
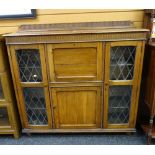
[104,41,143,129]
[10,44,52,129]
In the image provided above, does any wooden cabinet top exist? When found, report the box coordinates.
[4,21,149,45]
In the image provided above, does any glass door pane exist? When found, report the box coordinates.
[108,86,132,124]
[0,107,10,126]
[23,87,48,125]
[110,46,136,80]
[16,49,42,82]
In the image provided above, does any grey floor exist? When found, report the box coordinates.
[0,130,155,145]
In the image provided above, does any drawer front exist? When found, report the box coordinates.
[51,85,101,129]
[47,42,103,82]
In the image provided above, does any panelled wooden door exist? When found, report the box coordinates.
[104,41,143,129]
[9,44,52,129]
[47,42,103,82]
[51,86,101,129]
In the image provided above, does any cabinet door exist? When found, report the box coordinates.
[104,41,143,129]
[47,42,103,82]
[51,86,101,129]
[10,45,52,129]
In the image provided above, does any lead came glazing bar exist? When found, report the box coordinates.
[108,86,132,124]
[16,49,42,82]
[110,46,136,80]
[23,87,48,125]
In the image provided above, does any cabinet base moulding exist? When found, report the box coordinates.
[22,128,136,133]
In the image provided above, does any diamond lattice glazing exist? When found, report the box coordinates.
[23,88,48,125]
[16,49,42,82]
[108,86,132,124]
[110,46,136,80]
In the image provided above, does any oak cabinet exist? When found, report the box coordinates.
[140,9,155,144]
[141,44,155,144]
[0,37,19,138]
[4,21,148,133]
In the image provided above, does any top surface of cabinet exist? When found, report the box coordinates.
[4,21,149,45]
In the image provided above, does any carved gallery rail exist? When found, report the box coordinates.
[4,21,149,134]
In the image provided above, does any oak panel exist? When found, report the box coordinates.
[51,86,101,129]
[55,64,96,79]
[54,48,96,65]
